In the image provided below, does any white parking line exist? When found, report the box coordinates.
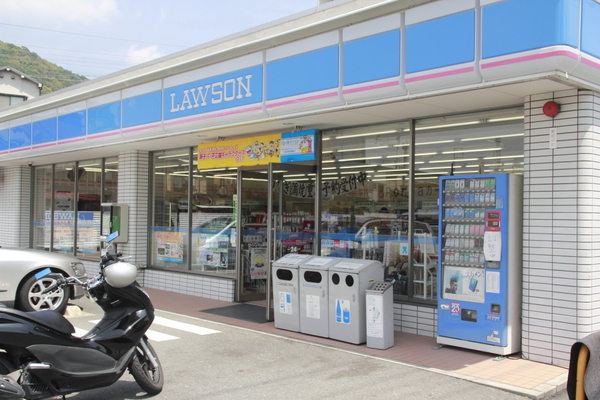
[73,316,219,342]
[153,316,221,336]
[145,330,180,342]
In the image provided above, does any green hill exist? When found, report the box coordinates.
[0,40,88,95]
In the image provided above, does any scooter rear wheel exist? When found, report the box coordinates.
[129,337,164,395]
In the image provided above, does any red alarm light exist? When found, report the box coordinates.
[543,101,560,117]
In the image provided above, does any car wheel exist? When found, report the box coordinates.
[18,274,71,313]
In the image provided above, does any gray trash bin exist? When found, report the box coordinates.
[366,281,395,349]
[272,253,313,332]
[299,256,338,338]
[328,259,384,344]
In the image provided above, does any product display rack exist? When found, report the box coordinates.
[441,177,496,272]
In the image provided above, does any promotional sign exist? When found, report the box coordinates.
[156,232,184,263]
[197,130,317,169]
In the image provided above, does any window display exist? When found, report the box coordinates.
[321,107,523,302]
[31,157,118,258]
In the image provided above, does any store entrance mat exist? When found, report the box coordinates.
[201,304,270,324]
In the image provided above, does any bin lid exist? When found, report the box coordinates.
[366,281,394,293]
[273,253,313,268]
[328,259,383,273]
[299,256,338,270]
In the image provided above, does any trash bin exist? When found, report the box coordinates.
[366,281,394,349]
[328,259,384,344]
[272,253,313,332]
[299,256,338,338]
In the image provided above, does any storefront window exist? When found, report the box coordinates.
[190,150,236,275]
[75,159,102,258]
[31,158,118,258]
[321,107,524,303]
[52,162,76,254]
[321,121,412,290]
[150,148,191,270]
[150,148,237,274]
[32,165,53,251]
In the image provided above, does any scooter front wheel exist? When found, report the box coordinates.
[129,337,164,395]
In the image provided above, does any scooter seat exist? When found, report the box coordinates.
[0,308,75,335]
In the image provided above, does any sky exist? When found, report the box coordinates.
[0,0,318,81]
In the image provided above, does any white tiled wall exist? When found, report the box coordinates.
[0,165,31,247]
[522,89,600,367]
[118,151,149,267]
[393,303,437,337]
[140,269,235,301]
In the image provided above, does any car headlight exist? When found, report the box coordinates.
[70,262,87,277]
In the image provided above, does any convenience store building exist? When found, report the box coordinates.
[1,0,600,368]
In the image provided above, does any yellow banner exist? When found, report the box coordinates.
[198,134,282,169]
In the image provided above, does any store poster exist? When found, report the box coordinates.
[156,232,184,263]
[442,267,485,303]
[196,233,230,268]
[250,247,268,280]
[197,130,316,169]
[45,211,99,252]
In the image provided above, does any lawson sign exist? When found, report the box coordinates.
[164,65,263,120]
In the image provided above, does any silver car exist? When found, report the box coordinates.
[0,247,87,313]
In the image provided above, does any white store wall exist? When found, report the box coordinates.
[523,89,600,367]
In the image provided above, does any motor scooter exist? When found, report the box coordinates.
[0,233,163,399]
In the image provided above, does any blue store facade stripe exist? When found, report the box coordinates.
[343,30,401,86]
[266,46,339,100]
[405,10,475,74]
[123,91,162,128]
[482,0,579,59]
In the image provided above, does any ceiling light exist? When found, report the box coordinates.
[416,140,455,146]
[416,121,480,131]
[487,116,524,123]
[339,170,373,175]
[206,175,236,180]
[386,154,409,158]
[442,147,502,154]
[337,156,382,162]
[419,166,459,170]
[339,165,373,169]
[372,176,407,181]
[461,133,524,142]
[483,154,524,160]
[374,174,406,177]
[381,161,423,166]
[337,145,389,152]
[157,153,189,159]
[429,158,478,164]
[155,164,181,169]
[335,129,398,139]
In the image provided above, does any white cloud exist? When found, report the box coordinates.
[126,45,165,66]
[0,0,120,24]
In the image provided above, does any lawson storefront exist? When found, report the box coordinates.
[2,0,600,367]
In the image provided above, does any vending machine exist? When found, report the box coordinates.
[437,174,523,355]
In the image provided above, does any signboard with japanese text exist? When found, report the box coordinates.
[197,130,317,169]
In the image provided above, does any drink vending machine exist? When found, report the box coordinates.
[437,174,523,355]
